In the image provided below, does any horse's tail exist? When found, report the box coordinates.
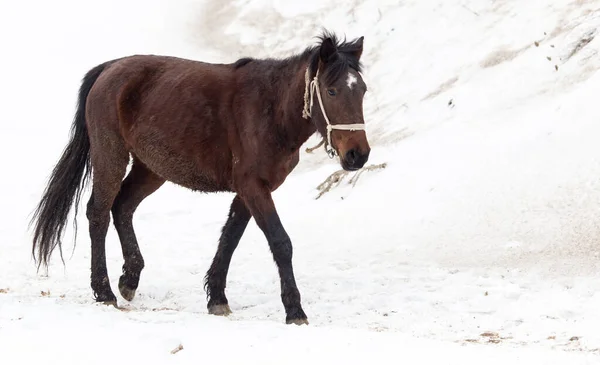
[30,62,111,268]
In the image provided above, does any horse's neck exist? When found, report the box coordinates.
[277,62,317,150]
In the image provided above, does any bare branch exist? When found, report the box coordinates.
[315,162,387,199]
[171,344,184,354]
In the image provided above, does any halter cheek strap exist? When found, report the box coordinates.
[302,67,365,159]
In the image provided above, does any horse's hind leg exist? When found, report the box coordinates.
[86,146,129,304]
[204,195,251,315]
[112,158,165,301]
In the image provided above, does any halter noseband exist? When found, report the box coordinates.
[302,66,366,159]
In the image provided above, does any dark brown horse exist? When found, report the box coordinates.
[30,30,370,325]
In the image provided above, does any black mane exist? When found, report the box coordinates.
[233,57,253,69]
[233,30,363,85]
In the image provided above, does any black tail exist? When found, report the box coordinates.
[30,62,110,268]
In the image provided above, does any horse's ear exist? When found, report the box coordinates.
[320,37,338,63]
[352,36,364,60]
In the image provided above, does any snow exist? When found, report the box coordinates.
[2,0,600,363]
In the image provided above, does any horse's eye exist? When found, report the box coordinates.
[327,89,336,96]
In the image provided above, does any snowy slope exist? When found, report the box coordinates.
[1,0,600,363]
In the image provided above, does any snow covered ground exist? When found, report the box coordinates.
[1,0,600,363]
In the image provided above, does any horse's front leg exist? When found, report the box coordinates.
[239,181,308,325]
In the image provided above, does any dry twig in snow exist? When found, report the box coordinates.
[316,163,387,199]
[171,344,184,354]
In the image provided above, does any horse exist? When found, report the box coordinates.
[30,30,371,325]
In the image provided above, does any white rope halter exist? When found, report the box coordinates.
[302,66,365,159]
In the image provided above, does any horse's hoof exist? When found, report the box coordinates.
[119,284,136,302]
[208,304,232,316]
[94,291,117,306]
[101,300,118,308]
[118,276,137,301]
[286,318,309,326]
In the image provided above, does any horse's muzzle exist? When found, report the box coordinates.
[341,148,370,171]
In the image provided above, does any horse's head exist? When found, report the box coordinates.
[304,32,371,171]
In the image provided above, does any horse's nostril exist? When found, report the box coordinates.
[346,149,358,164]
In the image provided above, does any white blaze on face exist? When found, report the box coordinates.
[346,72,358,90]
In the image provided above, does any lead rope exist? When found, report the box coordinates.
[302,66,365,159]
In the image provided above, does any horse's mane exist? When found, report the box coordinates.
[234,29,363,85]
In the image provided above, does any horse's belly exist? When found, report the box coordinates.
[130,133,232,192]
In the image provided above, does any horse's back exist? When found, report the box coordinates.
[86,54,237,192]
